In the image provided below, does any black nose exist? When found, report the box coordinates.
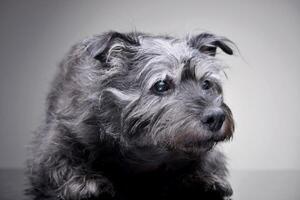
[201,110,226,132]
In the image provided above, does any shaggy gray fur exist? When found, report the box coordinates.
[26,31,235,200]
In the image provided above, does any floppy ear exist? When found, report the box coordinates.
[87,31,140,65]
[188,33,233,56]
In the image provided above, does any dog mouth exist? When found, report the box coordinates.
[173,124,233,153]
[183,139,216,151]
[183,133,224,147]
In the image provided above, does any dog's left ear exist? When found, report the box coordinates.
[88,31,140,65]
[188,33,233,56]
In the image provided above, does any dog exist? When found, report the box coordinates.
[26,31,235,200]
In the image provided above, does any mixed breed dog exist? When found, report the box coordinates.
[26,31,236,200]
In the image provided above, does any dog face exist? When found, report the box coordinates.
[88,32,234,153]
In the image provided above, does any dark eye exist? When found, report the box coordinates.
[151,80,171,95]
[202,80,212,90]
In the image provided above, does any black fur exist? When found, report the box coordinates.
[26,31,235,200]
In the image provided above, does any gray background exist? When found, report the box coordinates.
[0,0,300,172]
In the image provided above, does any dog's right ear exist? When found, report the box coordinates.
[88,31,140,65]
[188,33,234,56]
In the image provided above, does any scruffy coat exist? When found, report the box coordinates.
[26,31,235,200]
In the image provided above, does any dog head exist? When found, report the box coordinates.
[88,31,235,153]
[83,31,235,154]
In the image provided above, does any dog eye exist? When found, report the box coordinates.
[151,80,171,95]
[201,80,212,90]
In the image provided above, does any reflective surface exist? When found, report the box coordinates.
[230,170,300,200]
[0,169,300,200]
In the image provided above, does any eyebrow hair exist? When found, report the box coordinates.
[180,58,196,82]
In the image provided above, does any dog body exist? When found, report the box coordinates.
[26,31,235,200]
